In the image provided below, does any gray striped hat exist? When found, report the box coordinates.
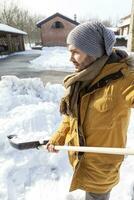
[67,21,116,59]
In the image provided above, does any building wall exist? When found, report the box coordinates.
[119,17,130,27]
[118,16,130,36]
[127,3,134,51]
[0,32,25,54]
[40,16,77,46]
[119,25,130,35]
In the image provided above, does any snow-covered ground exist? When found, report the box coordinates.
[0,46,134,200]
[0,55,9,59]
[30,47,74,72]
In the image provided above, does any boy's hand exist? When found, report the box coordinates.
[46,142,59,153]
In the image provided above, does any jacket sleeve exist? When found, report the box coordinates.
[49,115,70,145]
[122,72,134,108]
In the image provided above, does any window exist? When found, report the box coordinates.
[51,21,64,29]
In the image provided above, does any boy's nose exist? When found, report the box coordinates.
[70,54,74,62]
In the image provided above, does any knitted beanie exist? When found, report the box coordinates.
[67,21,116,59]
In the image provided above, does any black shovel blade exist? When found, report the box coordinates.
[7,134,49,150]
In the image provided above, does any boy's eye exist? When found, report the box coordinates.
[74,51,79,54]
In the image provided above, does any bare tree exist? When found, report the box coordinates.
[101,18,113,27]
[78,15,100,24]
[78,15,114,27]
[0,0,45,44]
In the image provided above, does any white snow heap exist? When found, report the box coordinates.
[30,47,74,72]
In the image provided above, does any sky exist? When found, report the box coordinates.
[2,0,132,23]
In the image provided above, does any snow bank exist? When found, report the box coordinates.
[30,47,74,72]
[0,76,134,200]
[0,55,8,60]
[0,76,86,200]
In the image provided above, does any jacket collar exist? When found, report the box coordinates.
[90,62,128,87]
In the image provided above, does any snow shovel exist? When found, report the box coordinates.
[7,134,134,155]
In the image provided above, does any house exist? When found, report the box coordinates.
[0,23,27,54]
[118,14,130,36]
[108,27,120,35]
[112,14,131,47]
[36,12,79,46]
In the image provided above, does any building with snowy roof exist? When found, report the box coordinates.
[0,23,27,54]
[115,14,131,47]
[36,12,79,47]
[118,14,130,36]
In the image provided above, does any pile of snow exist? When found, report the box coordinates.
[25,43,32,50]
[0,76,85,200]
[0,75,134,200]
[0,55,8,60]
[30,47,74,72]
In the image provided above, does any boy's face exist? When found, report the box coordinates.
[68,44,95,72]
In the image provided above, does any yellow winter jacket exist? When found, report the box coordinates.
[49,61,134,193]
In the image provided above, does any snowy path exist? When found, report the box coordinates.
[0,50,70,83]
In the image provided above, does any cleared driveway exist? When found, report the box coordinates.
[0,51,70,84]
